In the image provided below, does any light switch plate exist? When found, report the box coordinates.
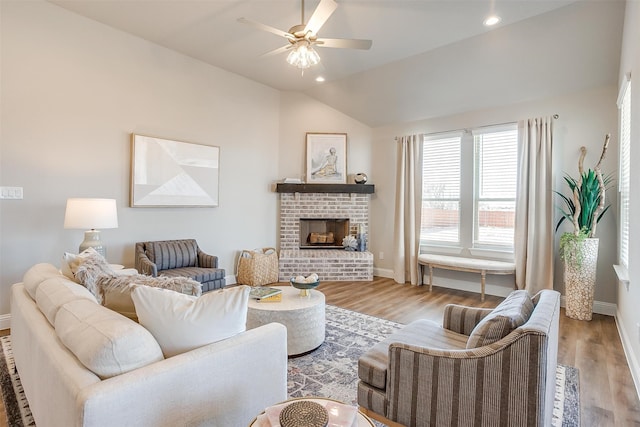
[0,186,24,199]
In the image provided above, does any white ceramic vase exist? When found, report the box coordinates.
[564,237,599,321]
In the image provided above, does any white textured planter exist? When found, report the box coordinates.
[564,238,599,321]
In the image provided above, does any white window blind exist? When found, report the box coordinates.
[473,126,518,248]
[421,135,461,244]
[618,78,631,268]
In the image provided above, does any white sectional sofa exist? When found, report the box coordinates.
[10,263,288,427]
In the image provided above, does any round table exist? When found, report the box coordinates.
[249,397,374,427]
[247,286,325,357]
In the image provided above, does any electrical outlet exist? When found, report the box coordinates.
[379,252,384,260]
[637,323,640,342]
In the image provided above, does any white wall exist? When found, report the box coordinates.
[615,0,640,397]
[278,91,372,186]
[0,1,281,317]
[370,85,619,305]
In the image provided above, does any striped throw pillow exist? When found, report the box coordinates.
[466,290,534,348]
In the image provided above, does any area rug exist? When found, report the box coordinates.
[288,305,580,427]
[1,306,579,426]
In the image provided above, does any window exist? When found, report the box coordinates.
[421,124,518,254]
[473,127,518,248]
[421,134,461,244]
[618,77,631,268]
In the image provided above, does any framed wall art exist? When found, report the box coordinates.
[130,134,219,207]
[305,132,347,184]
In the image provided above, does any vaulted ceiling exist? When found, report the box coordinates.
[48,0,625,127]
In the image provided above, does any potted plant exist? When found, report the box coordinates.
[555,134,611,320]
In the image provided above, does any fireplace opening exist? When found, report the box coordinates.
[299,218,349,249]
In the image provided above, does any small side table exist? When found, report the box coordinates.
[247,286,325,357]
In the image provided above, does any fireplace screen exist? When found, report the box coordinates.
[299,218,349,249]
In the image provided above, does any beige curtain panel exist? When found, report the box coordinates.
[393,134,423,285]
[515,117,554,293]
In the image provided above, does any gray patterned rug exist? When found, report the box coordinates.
[288,305,580,426]
[1,306,579,426]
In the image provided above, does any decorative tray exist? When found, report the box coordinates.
[279,400,328,427]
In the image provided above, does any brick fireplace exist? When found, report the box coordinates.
[277,184,374,281]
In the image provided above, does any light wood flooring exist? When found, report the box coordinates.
[1,278,639,426]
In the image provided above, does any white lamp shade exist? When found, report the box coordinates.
[64,198,118,230]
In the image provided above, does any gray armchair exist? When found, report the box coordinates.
[135,239,225,292]
[357,290,560,427]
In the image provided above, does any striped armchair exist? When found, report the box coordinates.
[357,289,560,427]
[135,239,225,292]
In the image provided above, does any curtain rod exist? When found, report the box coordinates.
[394,114,559,141]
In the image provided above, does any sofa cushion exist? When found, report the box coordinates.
[467,290,534,349]
[55,299,164,379]
[23,263,62,300]
[159,266,225,284]
[35,276,97,325]
[146,240,198,271]
[358,319,468,390]
[131,285,250,358]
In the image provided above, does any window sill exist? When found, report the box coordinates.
[613,264,630,290]
[469,248,514,261]
[421,245,463,256]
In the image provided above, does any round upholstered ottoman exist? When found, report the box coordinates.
[247,286,325,356]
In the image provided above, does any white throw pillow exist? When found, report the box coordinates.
[131,285,250,358]
[61,252,80,282]
[55,299,164,379]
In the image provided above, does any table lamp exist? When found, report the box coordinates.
[64,198,118,258]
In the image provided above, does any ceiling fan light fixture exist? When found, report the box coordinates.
[287,43,320,69]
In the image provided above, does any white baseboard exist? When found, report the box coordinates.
[0,314,10,331]
[615,310,640,400]
[429,280,514,298]
[373,267,513,297]
[559,296,617,316]
[373,267,394,279]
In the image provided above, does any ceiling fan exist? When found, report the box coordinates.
[238,0,372,71]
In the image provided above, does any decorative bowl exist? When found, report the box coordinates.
[354,173,368,184]
[290,278,320,297]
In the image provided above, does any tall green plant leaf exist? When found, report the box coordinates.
[554,170,613,236]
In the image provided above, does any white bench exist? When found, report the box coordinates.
[417,254,516,301]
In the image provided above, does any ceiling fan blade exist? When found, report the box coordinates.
[261,45,294,58]
[304,0,338,36]
[316,38,373,50]
[238,17,295,40]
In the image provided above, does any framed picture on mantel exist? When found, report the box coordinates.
[306,132,347,184]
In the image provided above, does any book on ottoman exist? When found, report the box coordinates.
[249,287,282,301]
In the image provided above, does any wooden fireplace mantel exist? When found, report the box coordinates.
[275,183,375,194]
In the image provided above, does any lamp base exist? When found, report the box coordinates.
[79,230,106,258]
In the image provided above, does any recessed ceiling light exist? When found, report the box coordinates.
[483,15,501,26]
[315,76,326,83]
